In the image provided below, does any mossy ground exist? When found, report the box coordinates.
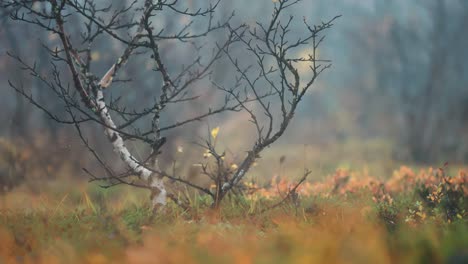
[1,168,467,264]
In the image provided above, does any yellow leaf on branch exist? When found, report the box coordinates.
[211,126,220,140]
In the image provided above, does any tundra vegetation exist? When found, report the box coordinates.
[0,0,467,263]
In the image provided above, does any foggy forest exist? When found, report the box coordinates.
[0,0,467,263]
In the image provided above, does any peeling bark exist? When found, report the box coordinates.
[95,88,166,208]
[50,0,167,209]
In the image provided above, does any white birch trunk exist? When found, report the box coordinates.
[55,2,167,210]
[95,88,166,209]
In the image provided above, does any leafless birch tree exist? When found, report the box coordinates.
[1,0,338,211]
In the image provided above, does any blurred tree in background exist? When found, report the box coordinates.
[0,0,467,170]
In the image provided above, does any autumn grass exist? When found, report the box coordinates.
[0,168,467,264]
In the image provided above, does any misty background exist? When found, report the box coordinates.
[1,0,467,184]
